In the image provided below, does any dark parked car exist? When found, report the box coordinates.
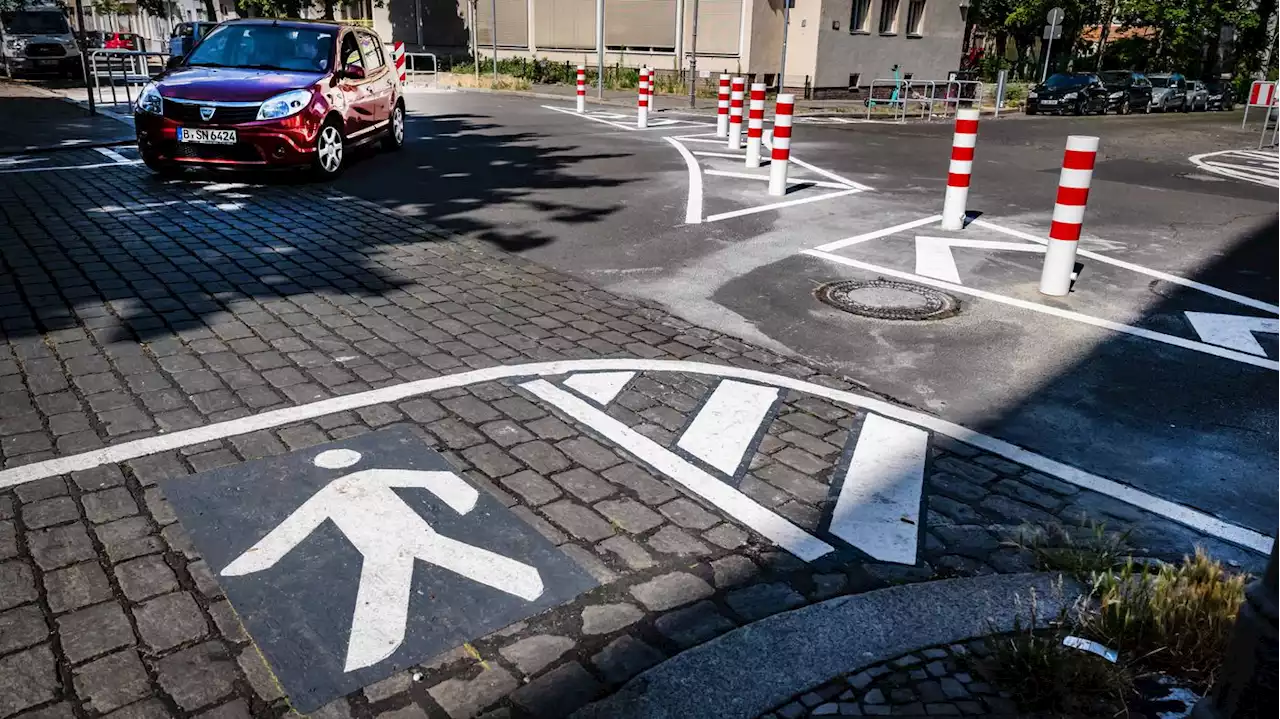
[134,18,404,178]
[1205,80,1236,110]
[1097,70,1152,114]
[1026,73,1110,115]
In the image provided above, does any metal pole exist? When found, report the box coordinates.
[595,0,604,99]
[994,68,1007,118]
[470,0,479,82]
[687,0,700,108]
[490,0,498,84]
[415,0,423,47]
[777,1,791,94]
[73,0,95,116]
[1041,34,1054,83]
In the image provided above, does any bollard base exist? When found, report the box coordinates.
[746,139,762,168]
[769,161,788,196]
[1038,239,1079,296]
[637,109,648,129]
[716,117,728,138]
[728,127,742,150]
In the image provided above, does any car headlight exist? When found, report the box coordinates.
[136,82,163,116]
[1109,91,1124,98]
[1028,91,1038,99]
[257,89,313,121]
[1062,92,1078,100]
[4,37,27,53]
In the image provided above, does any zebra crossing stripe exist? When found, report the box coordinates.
[828,415,929,564]
[676,380,779,476]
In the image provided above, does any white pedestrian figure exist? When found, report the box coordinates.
[221,448,545,672]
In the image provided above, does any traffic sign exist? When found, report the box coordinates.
[161,426,597,712]
[1043,24,1063,40]
[1047,6,1065,25]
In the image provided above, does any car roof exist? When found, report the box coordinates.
[221,17,369,33]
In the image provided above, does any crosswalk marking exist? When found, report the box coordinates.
[563,371,635,405]
[676,379,779,475]
[1189,149,1279,188]
[829,414,929,564]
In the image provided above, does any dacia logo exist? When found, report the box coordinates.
[200,106,216,121]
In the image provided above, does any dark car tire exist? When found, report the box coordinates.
[1026,107,1036,115]
[312,119,345,180]
[382,101,405,151]
[1119,98,1131,115]
[142,152,179,177]
[1073,99,1085,116]
[1180,100,1190,113]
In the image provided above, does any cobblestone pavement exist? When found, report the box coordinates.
[0,164,1265,719]
[760,640,1020,718]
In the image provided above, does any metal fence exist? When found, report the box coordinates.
[88,49,169,109]
[401,51,438,86]
[864,78,986,122]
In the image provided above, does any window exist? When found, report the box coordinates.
[906,0,926,36]
[848,73,861,90]
[185,25,336,72]
[357,32,383,70]
[340,33,363,73]
[850,0,871,33]
[879,0,900,35]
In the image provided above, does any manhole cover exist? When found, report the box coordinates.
[815,279,960,321]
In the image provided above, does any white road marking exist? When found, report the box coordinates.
[542,104,709,131]
[673,136,739,144]
[703,169,850,190]
[562,371,636,405]
[221,458,543,672]
[705,188,861,223]
[804,249,1279,371]
[664,137,703,224]
[0,156,49,167]
[0,160,142,174]
[94,146,131,164]
[676,379,779,475]
[693,151,748,160]
[1184,312,1280,356]
[785,153,876,192]
[1188,149,1279,188]
[814,216,944,252]
[0,359,1269,554]
[828,414,929,564]
[914,236,1045,284]
[521,378,835,561]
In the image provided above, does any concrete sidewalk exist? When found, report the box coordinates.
[0,81,134,155]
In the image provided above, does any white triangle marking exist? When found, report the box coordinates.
[1184,312,1279,356]
[563,371,636,405]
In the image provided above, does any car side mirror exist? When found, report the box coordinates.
[165,55,183,70]
[343,65,365,81]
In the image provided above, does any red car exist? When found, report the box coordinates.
[103,32,143,50]
[134,18,403,178]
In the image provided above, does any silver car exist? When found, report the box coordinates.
[1186,80,1210,111]
[1147,73,1189,112]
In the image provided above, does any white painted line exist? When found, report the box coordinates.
[705,188,861,223]
[787,154,875,192]
[829,414,928,564]
[664,137,703,224]
[704,169,850,190]
[542,104,636,131]
[672,136,732,144]
[1189,149,1279,188]
[0,358,1269,554]
[521,378,835,561]
[0,160,142,175]
[676,379,779,475]
[563,371,636,405]
[542,104,709,132]
[914,236,1045,284]
[813,215,944,252]
[94,146,131,164]
[693,151,747,159]
[1184,311,1280,356]
[803,249,1279,371]
[972,219,1280,314]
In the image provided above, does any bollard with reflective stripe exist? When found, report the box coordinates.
[576,65,586,113]
[1039,135,1099,296]
[647,68,656,113]
[728,77,745,149]
[716,75,731,138]
[769,93,795,196]
[745,83,766,168]
[637,67,650,129]
[392,42,406,84]
[941,109,979,231]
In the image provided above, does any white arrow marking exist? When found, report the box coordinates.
[563,371,636,405]
[221,457,544,672]
[1184,312,1280,356]
[828,414,929,565]
[677,379,779,475]
[914,236,1045,285]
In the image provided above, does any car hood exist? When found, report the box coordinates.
[8,33,71,42]
[158,67,325,103]
[1033,86,1085,98]
[1150,86,1173,96]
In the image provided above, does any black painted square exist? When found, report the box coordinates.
[162,425,597,712]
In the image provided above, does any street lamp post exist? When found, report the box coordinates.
[777,0,792,94]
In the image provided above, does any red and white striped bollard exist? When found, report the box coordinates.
[637,67,649,129]
[941,108,979,230]
[745,83,766,168]
[727,77,745,149]
[716,75,730,138]
[769,93,795,196]
[1039,135,1100,296]
[576,65,586,113]
[647,68,656,113]
[392,42,406,84]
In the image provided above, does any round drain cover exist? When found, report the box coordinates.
[815,279,960,321]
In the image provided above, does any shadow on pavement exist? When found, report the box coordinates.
[0,93,134,153]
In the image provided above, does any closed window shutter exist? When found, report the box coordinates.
[685,0,741,55]
[535,0,596,49]
[605,0,677,50]
[476,0,530,48]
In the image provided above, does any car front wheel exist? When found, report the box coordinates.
[313,121,345,179]
[383,102,405,151]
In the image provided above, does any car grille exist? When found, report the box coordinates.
[170,142,263,163]
[163,102,261,125]
[25,44,66,58]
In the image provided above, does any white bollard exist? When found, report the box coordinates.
[576,65,586,113]
[637,67,649,129]
[727,77,745,149]
[745,83,766,168]
[768,93,795,196]
[1039,135,1100,296]
[941,109,979,231]
[716,75,730,138]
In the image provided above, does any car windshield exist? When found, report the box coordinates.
[1148,76,1173,88]
[185,24,335,73]
[1098,71,1129,83]
[1043,74,1090,89]
[1,11,71,34]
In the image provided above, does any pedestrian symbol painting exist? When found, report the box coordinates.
[161,426,597,713]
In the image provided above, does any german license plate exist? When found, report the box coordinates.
[178,127,237,145]
[1040,99,1057,106]
[37,59,58,67]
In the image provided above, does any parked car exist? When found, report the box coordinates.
[81,29,104,49]
[0,7,82,78]
[1026,73,1110,115]
[1205,80,1236,110]
[1146,73,1189,112]
[1186,80,1210,111]
[168,21,216,60]
[135,18,404,179]
[1097,70,1152,114]
[103,32,143,51]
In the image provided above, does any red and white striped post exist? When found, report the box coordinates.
[646,68,656,113]
[576,65,586,113]
[941,108,979,231]
[637,67,650,129]
[769,93,795,196]
[727,77,745,149]
[716,75,731,137]
[1039,135,1100,296]
[745,83,766,168]
[392,42,406,84]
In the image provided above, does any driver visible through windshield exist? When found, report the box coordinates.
[184,24,335,73]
